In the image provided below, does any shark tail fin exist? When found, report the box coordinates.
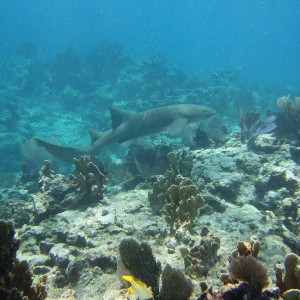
[109,106,133,129]
[34,138,85,162]
[88,129,105,145]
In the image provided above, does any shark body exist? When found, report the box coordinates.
[34,104,216,162]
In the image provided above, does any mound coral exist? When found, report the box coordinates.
[277,95,300,121]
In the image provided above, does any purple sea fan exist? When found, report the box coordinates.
[247,115,277,148]
[250,115,277,139]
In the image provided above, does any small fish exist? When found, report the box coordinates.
[122,275,153,300]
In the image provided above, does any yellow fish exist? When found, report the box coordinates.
[122,275,153,300]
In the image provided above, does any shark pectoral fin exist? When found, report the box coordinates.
[120,139,135,147]
[109,106,133,129]
[88,128,104,145]
[34,138,86,162]
[164,117,188,136]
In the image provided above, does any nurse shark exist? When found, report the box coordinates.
[34,104,216,162]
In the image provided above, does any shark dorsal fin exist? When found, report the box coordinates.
[109,106,132,130]
[88,129,104,144]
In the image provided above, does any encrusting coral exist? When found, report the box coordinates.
[180,226,220,278]
[0,219,47,300]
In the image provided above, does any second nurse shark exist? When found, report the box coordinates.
[35,104,216,162]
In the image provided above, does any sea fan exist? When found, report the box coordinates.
[228,255,269,293]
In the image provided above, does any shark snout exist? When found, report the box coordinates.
[203,107,216,116]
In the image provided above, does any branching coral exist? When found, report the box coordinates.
[73,155,107,202]
[167,149,193,177]
[33,157,107,223]
[162,175,205,234]
[149,168,205,234]
[275,253,300,294]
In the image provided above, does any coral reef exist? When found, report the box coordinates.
[86,40,129,82]
[1,41,300,300]
[49,47,89,91]
[0,220,47,300]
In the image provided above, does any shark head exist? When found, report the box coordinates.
[181,104,216,123]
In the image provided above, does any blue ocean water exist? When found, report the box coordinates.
[0,1,300,175]
[0,0,299,85]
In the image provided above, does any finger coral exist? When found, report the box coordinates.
[275,252,300,294]
[149,168,205,234]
